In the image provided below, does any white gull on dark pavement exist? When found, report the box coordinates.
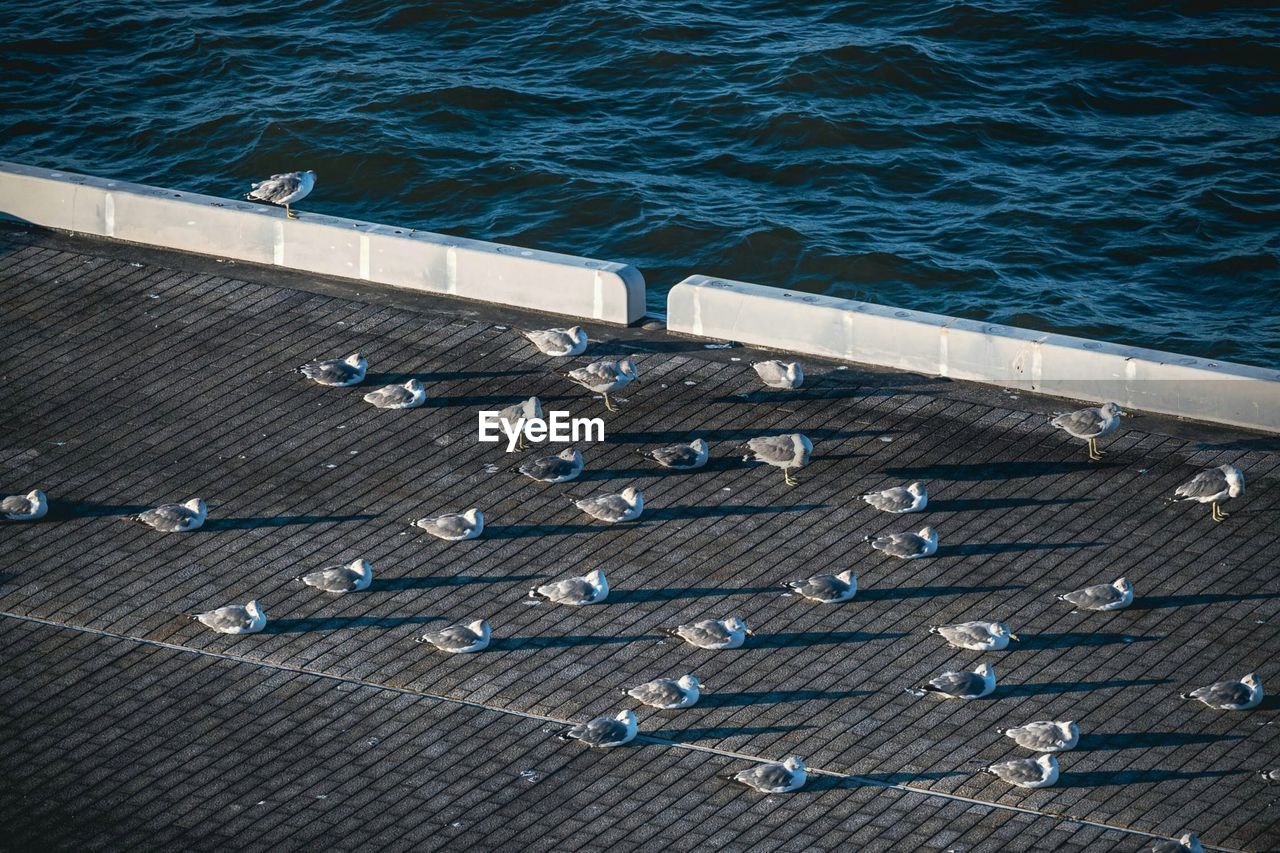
[363,379,426,409]
[785,570,857,603]
[1181,673,1263,710]
[865,526,937,559]
[519,448,584,483]
[664,617,751,650]
[522,326,588,356]
[497,397,544,450]
[417,620,491,653]
[861,482,927,513]
[929,620,1018,651]
[191,599,266,634]
[742,433,811,486]
[1173,463,1245,522]
[572,487,643,523]
[640,438,709,470]
[558,710,637,748]
[752,360,804,390]
[529,569,609,605]
[721,757,807,793]
[296,558,373,593]
[1057,577,1133,611]
[1150,834,1204,853]
[910,663,996,699]
[998,720,1080,752]
[566,357,638,412]
[623,674,702,709]
[413,509,485,541]
[296,353,367,387]
[2,489,47,521]
[129,498,206,532]
[1050,401,1124,461]
[983,754,1059,788]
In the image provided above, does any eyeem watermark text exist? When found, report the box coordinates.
[478,411,604,452]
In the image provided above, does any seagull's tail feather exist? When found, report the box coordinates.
[927,626,942,635]
[556,728,581,742]
[717,772,743,784]
[1179,692,1195,700]
[862,534,875,543]
[660,627,683,639]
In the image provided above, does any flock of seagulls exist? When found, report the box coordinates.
[3,231,1267,839]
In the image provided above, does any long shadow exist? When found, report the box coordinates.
[1000,678,1172,698]
[608,428,880,444]
[203,514,375,531]
[427,394,527,408]
[44,499,151,520]
[261,614,442,634]
[485,523,604,540]
[699,689,874,709]
[883,460,1114,481]
[1130,592,1280,610]
[1076,732,1246,751]
[928,497,1091,512]
[646,504,828,522]
[1015,633,1159,650]
[363,369,536,384]
[935,541,1104,557]
[489,634,661,651]
[1057,768,1245,788]
[369,574,545,592]
[576,458,747,481]
[751,631,908,648]
[858,584,1025,602]
[805,770,967,791]
[609,586,778,605]
[586,338,716,356]
[649,724,811,742]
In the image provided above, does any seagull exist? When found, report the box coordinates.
[572,487,643,522]
[363,379,426,409]
[1150,834,1203,853]
[1057,577,1132,612]
[295,353,367,387]
[742,433,812,486]
[417,620,491,653]
[983,754,1059,789]
[191,600,266,634]
[864,526,937,559]
[295,559,373,593]
[663,617,751,650]
[519,448,584,483]
[522,326,588,357]
[861,482,927,514]
[497,397,544,450]
[566,357,639,412]
[639,439,709,470]
[558,710,637,748]
[1050,401,1125,461]
[929,621,1019,651]
[413,509,485,541]
[528,569,609,605]
[245,170,316,219]
[2,489,47,521]
[1181,673,1263,710]
[1263,769,1280,784]
[129,499,206,532]
[914,663,996,699]
[622,674,703,709]
[753,360,804,390]
[784,569,857,603]
[721,757,807,793]
[998,721,1079,752]
[1173,464,1245,522]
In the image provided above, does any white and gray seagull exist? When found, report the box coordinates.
[245,170,316,219]
[528,569,609,605]
[295,353,367,387]
[913,663,996,699]
[1057,577,1133,612]
[522,326,588,357]
[663,616,751,650]
[417,620,491,653]
[558,710,637,748]
[572,487,644,523]
[742,433,812,486]
[363,379,426,409]
[497,397,544,450]
[861,482,927,513]
[295,558,373,593]
[1050,401,1125,461]
[929,620,1019,651]
[191,599,266,635]
[639,438,709,470]
[129,498,206,532]
[753,360,804,390]
[865,526,937,559]
[784,569,857,603]
[1150,834,1204,853]
[413,508,485,541]
[566,357,639,412]
[722,757,807,793]
[1173,463,1245,522]
[998,720,1080,752]
[519,448,584,483]
[1181,673,1263,711]
[623,674,703,709]
[2,489,47,521]
[983,754,1059,789]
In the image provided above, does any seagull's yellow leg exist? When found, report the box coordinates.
[1212,501,1228,522]
[603,392,618,413]
[1087,438,1104,461]
[784,469,798,487]
[286,203,298,219]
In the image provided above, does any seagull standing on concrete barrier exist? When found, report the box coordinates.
[1050,401,1125,461]
[245,170,316,219]
[1172,463,1245,522]
[566,357,638,412]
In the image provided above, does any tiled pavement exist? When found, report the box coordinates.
[1,223,1277,851]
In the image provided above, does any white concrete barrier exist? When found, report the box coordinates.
[0,161,646,325]
[668,274,1280,433]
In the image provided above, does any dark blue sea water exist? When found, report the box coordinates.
[2,1,1277,366]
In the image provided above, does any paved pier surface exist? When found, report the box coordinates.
[1,223,1277,852]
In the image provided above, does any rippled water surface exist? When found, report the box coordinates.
[2,1,1277,365]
